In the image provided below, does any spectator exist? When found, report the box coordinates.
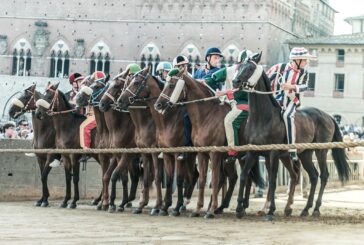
[0,121,19,139]
[17,119,33,140]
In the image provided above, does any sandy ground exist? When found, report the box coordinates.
[1,187,364,245]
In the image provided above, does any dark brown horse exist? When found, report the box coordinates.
[153,67,301,218]
[76,74,142,212]
[98,70,162,215]
[232,52,350,220]
[35,82,99,208]
[9,84,61,207]
[102,68,199,216]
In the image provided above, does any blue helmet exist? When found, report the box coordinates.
[205,47,223,61]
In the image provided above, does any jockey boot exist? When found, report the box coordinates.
[49,159,61,168]
[288,149,298,161]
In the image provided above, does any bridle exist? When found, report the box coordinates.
[43,87,76,116]
[121,72,158,104]
[12,89,36,117]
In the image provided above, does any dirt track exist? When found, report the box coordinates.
[1,187,364,244]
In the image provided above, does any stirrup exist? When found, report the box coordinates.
[289,151,298,161]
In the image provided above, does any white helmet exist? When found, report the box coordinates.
[156,62,172,72]
[237,49,253,63]
[172,55,189,67]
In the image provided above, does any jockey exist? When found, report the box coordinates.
[207,49,253,163]
[194,47,224,90]
[267,47,315,161]
[79,71,106,152]
[65,72,84,106]
[156,62,172,82]
[126,63,142,77]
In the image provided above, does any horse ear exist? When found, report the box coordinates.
[29,84,36,92]
[145,66,150,73]
[53,81,60,89]
[252,51,262,64]
[105,74,111,83]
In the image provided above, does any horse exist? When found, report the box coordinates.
[35,82,99,208]
[153,67,267,218]
[76,74,142,212]
[8,84,61,207]
[102,67,199,216]
[232,52,350,220]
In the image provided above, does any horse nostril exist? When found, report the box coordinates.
[154,103,162,110]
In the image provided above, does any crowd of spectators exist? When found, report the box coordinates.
[0,119,33,140]
[340,124,364,141]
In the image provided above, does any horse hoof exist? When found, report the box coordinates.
[102,204,109,211]
[257,210,266,216]
[265,214,274,221]
[284,208,293,217]
[214,207,224,215]
[236,210,246,219]
[59,202,68,208]
[91,199,99,206]
[159,209,168,216]
[108,205,116,213]
[150,208,159,216]
[96,204,102,211]
[312,210,320,217]
[41,201,49,208]
[132,208,143,214]
[204,212,215,219]
[126,203,132,208]
[300,210,309,217]
[170,210,180,217]
[34,200,42,207]
[190,212,200,218]
[68,203,77,209]
[179,205,187,212]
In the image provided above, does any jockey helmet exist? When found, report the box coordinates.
[91,71,106,83]
[289,47,316,60]
[205,47,223,61]
[156,62,172,72]
[172,55,189,67]
[69,73,84,84]
[126,63,141,75]
[237,49,253,63]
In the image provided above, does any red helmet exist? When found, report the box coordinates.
[69,73,84,84]
[92,71,106,82]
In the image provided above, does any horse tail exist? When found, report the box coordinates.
[331,118,351,183]
[249,159,265,189]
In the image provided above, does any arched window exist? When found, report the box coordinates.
[12,38,32,76]
[222,44,239,66]
[90,41,111,75]
[140,43,160,75]
[181,44,201,76]
[49,40,70,78]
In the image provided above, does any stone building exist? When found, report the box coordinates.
[0,0,335,119]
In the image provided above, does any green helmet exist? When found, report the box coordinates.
[126,63,141,75]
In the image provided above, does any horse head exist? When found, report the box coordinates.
[116,66,151,110]
[232,51,263,89]
[35,82,60,120]
[9,84,37,119]
[99,69,130,112]
[154,67,186,114]
[76,73,111,107]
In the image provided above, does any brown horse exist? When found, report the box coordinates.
[98,70,162,215]
[232,52,350,220]
[76,74,142,212]
[35,82,99,208]
[154,67,298,218]
[112,67,199,216]
[9,84,61,207]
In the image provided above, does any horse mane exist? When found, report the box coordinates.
[184,74,216,98]
[58,89,86,119]
[151,75,165,91]
[261,72,281,109]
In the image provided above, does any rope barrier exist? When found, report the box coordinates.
[0,141,363,154]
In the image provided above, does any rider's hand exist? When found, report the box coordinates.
[281,83,296,91]
[216,91,226,97]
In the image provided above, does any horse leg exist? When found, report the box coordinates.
[34,155,46,206]
[171,157,186,217]
[40,154,56,207]
[69,156,80,209]
[133,154,151,214]
[191,153,208,217]
[99,157,116,211]
[312,150,329,217]
[160,153,175,216]
[128,155,142,205]
[182,154,198,212]
[299,150,319,217]
[265,151,281,221]
[109,155,124,211]
[60,157,72,208]
[92,154,108,206]
[280,155,299,217]
[215,159,238,214]
[236,152,257,218]
[151,156,163,216]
